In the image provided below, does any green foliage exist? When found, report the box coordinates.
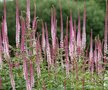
[0,54,108,90]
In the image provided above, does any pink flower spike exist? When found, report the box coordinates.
[104,0,108,64]
[69,11,75,43]
[32,18,37,55]
[94,39,98,72]
[66,17,69,38]
[89,30,94,73]
[2,0,9,58]
[51,8,57,50]
[97,38,103,74]
[16,0,20,48]
[42,21,46,52]
[3,0,7,35]
[21,18,26,53]
[36,54,41,78]
[2,18,9,58]
[77,12,81,55]
[64,16,69,77]
[0,30,2,68]
[30,61,34,87]
[26,0,30,28]
[69,12,74,61]
[36,38,41,78]
[74,20,76,41]
[45,23,52,68]
[64,36,69,77]
[82,1,86,49]
[60,3,64,49]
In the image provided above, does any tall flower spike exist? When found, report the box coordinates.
[69,11,75,43]
[42,21,46,52]
[3,0,7,35]
[29,33,34,88]
[77,12,81,55]
[37,34,43,62]
[0,30,2,68]
[82,1,86,49]
[64,36,69,77]
[21,18,26,80]
[21,18,31,89]
[3,1,16,89]
[89,30,93,73]
[36,38,41,78]
[21,17,26,53]
[16,0,20,48]
[30,60,34,87]
[26,0,30,28]
[2,0,9,58]
[73,20,77,56]
[32,3,37,30]
[66,17,69,37]
[45,23,52,68]
[2,20,9,58]
[64,16,69,77]
[69,11,75,61]
[51,7,55,64]
[74,20,76,41]
[59,1,64,48]
[94,38,98,72]
[104,0,108,63]
[97,38,103,75]
[32,11,37,55]
[51,7,57,50]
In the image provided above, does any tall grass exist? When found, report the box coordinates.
[0,0,108,90]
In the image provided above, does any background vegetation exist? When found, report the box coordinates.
[0,0,106,46]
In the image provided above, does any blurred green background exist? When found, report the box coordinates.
[0,0,106,46]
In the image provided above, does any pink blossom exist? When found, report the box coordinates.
[77,12,81,55]
[82,2,86,49]
[74,20,76,41]
[51,8,57,50]
[30,61,34,87]
[89,30,93,73]
[21,18,26,52]
[97,38,103,74]
[0,30,2,68]
[45,23,52,68]
[64,17,69,77]
[26,0,30,28]
[42,22,46,52]
[69,12,75,60]
[16,0,20,48]
[60,5,64,48]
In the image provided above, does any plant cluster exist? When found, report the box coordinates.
[0,0,108,90]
